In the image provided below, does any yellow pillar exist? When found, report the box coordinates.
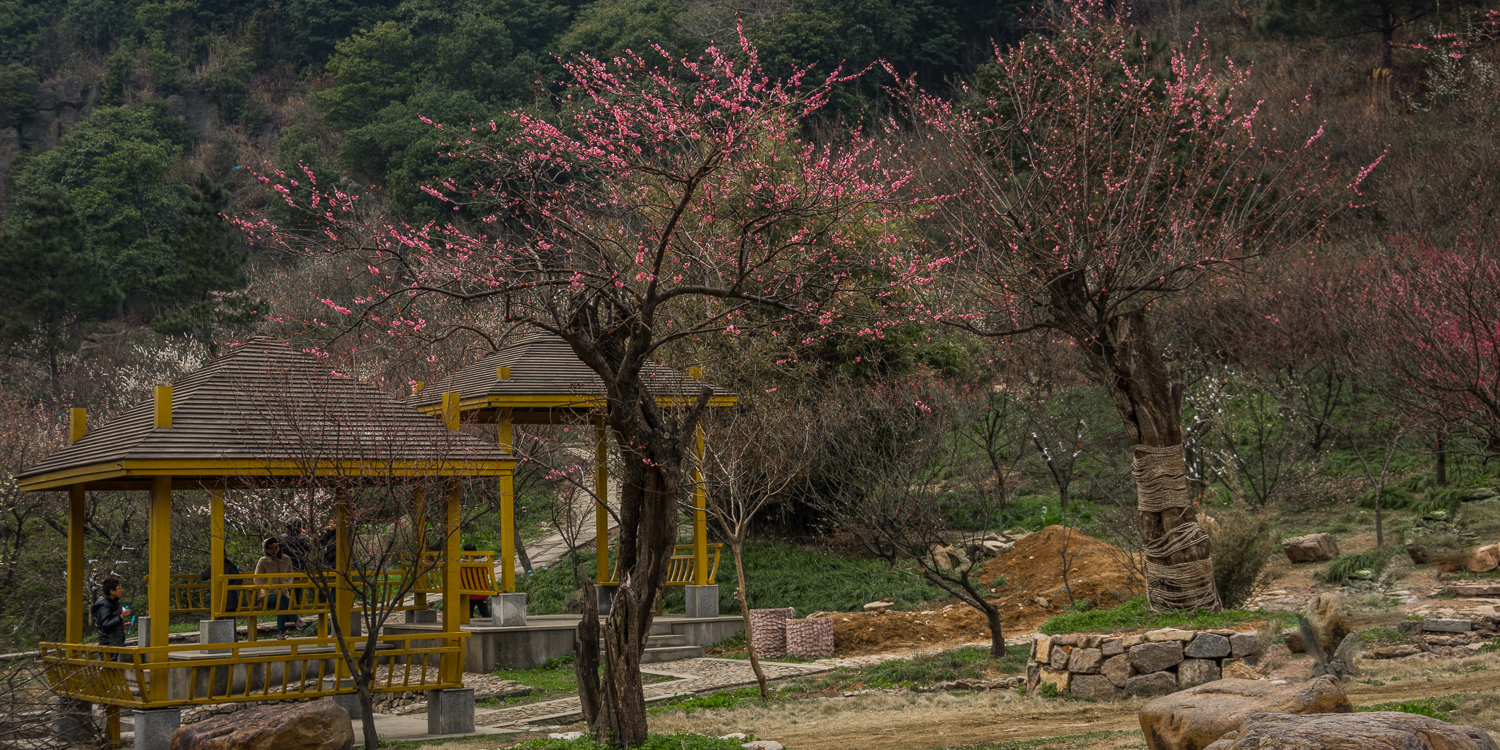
[148,475,172,701]
[67,485,85,644]
[594,417,609,585]
[499,411,516,593]
[70,408,87,444]
[692,425,708,586]
[500,470,516,594]
[210,489,225,616]
[412,487,427,609]
[335,493,352,679]
[443,481,463,682]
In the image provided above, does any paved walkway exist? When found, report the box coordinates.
[512,449,620,573]
[473,657,829,727]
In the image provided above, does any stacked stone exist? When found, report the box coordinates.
[785,618,835,658]
[1027,627,1262,700]
[749,608,796,658]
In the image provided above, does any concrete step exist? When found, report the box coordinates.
[649,621,673,636]
[597,634,690,651]
[640,645,703,664]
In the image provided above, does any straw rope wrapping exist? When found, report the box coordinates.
[1145,558,1221,611]
[1133,444,1191,512]
[1143,521,1209,560]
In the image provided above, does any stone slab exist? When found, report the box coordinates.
[1424,619,1472,633]
[684,585,720,619]
[493,593,528,627]
[1185,633,1231,659]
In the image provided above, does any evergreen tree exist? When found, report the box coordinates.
[151,175,262,357]
[0,191,123,397]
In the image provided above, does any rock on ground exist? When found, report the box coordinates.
[1283,533,1340,563]
[1469,544,1500,574]
[1138,676,1352,750]
[170,701,353,750]
[1203,711,1500,750]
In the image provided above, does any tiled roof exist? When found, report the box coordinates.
[406,334,735,408]
[18,338,512,486]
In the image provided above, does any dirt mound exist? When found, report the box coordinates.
[824,526,1143,656]
[982,524,1141,613]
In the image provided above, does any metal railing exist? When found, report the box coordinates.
[608,544,722,585]
[38,632,466,709]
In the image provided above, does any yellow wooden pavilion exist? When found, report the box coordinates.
[18,339,515,746]
[408,334,737,618]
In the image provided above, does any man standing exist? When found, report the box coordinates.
[92,578,129,647]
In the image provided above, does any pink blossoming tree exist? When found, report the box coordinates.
[242,34,912,745]
[907,2,1372,611]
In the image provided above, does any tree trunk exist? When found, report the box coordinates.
[578,453,677,748]
[982,600,1006,658]
[1061,302,1217,612]
[732,538,770,698]
[1435,437,1448,487]
[514,508,533,573]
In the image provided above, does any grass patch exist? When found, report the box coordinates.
[1317,550,1390,586]
[1358,697,1457,720]
[509,733,753,750]
[778,645,1027,695]
[1039,598,1287,635]
[516,541,949,616]
[649,686,769,715]
[1359,627,1415,646]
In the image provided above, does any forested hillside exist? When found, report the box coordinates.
[0,0,1498,650]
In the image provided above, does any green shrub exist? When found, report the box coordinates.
[1317,551,1389,585]
[1209,506,1279,609]
[863,646,1004,687]
[1360,485,1415,510]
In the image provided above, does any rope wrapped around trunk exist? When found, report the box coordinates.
[1133,444,1191,512]
[1145,558,1221,611]
[1143,521,1209,560]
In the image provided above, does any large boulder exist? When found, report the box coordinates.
[1203,712,1500,750]
[1283,534,1339,563]
[1138,676,1352,750]
[1468,544,1500,574]
[171,701,354,750]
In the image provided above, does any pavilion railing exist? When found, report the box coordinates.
[37,632,466,709]
[607,544,722,586]
[153,552,502,620]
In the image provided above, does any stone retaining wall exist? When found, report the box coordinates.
[1027,627,1261,700]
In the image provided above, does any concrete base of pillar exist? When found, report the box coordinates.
[406,609,438,624]
[199,618,235,653]
[596,584,618,616]
[133,707,181,750]
[135,616,151,656]
[492,593,527,627]
[324,688,363,721]
[425,687,475,735]
[683,585,720,618]
[50,697,91,742]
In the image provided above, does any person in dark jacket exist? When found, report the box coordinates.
[92,578,129,647]
[318,517,338,569]
[280,518,312,571]
[200,556,242,614]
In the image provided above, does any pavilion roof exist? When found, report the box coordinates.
[407,334,736,413]
[18,339,514,491]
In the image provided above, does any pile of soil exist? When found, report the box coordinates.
[823,526,1143,655]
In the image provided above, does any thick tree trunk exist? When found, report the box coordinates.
[1110,313,1219,611]
[1050,281,1218,612]
[577,444,677,748]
